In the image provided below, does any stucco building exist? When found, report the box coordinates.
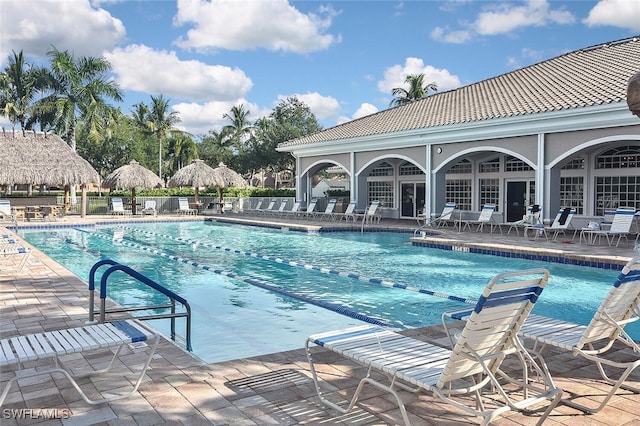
[278,37,640,225]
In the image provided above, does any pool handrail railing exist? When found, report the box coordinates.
[88,259,192,351]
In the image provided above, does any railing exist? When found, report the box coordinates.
[88,259,192,351]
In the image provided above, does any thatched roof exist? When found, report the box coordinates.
[102,160,163,189]
[0,129,100,186]
[168,159,224,188]
[211,162,248,189]
[628,71,640,118]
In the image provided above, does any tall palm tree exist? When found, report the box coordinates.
[133,94,181,179]
[389,73,437,107]
[222,104,253,149]
[0,50,47,130]
[42,47,123,151]
[167,133,198,173]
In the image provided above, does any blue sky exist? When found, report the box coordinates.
[1,0,639,137]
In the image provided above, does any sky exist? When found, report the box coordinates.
[1,0,639,138]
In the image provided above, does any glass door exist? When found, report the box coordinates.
[400,182,425,218]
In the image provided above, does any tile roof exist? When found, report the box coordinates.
[280,36,640,148]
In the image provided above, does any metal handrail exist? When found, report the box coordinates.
[88,259,192,351]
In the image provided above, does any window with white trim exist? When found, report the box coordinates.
[446,179,471,211]
[560,176,584,214]
[367,181,394,207]
[479,179,500,211]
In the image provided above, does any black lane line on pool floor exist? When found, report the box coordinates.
[78,228,393,328]
[116,224,478,305]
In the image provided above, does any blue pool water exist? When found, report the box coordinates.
[20,221,634,363]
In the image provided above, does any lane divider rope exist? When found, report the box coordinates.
[116,225,477,305]
[78,228,392,328]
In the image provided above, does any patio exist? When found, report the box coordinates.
[1,214,639,425]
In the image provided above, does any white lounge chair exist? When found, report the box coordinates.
[334,201,357,222]
[0,319,160,407]
[505,204,541,236]
[0,235,31,274]
[0,200,16,222]
[525,207,576,241]
[426,202,457,228]
[306,268,562,426]
[580,207,636,246]
[299,199,318,218]
[283,201,302,217]
[245,199,264,214]
[355,200,382,224]
[519,258,640,413]
[317,199,338,221]
[270,199,289,216]
[177,197,197,215]
[461,204,499,233]
[257,199,277,215]
[110,198,132,215]
[141,200,157,216]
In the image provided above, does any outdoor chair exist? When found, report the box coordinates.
[579,207,636,247]
[177,197,197,215]
[519,257,640,413]
[110,198,132,215]
[426,202,457,228]
[317,199,338,221]
[0,234,31,274]
[524,207,576,241]
[299,199,318,218]
[0,200,16,223]
[461,204,500,233]
[334,201,357,222]
[504,204,541,236]
[283,201,302,217]
[306,268,561,426]
[0,319,159,407]
[354,200,382,224]
[257,199,277,215]
[270,199,289,216]
[141,200,157,216]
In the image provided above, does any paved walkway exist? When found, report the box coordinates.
[1,213,639,425]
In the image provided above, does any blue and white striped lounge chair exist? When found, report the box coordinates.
[0,319,159,406]
[579,207,636,246]
[525,207,576,241]
[461,204,499,233]
[505,204,541,236]
[519,258,640,413]
[306,268,561,426]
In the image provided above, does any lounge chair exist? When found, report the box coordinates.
[461,204,499,233]
[504,204,541,236]
[244,199,264,214]
[177,197,197,215]
[110,198,132,215]
[299,199,318,218]
[425,202,457,228]
[317,199,338,221]
[0,200,18,227]
[334,201,357,222]
[0,235,31,274]
[0,319,159,407]
[283,201,302,217]
[355,200,382,224]
[579,207,636,246]
[306,268,561,426]
[524,207,576,241]
[519,258,640,413]
[271,199,289,216]
[141,200,158,216]
[257,199,277,215]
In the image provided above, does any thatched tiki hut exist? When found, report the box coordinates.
[102,160,163,215]
[0,129,100,217]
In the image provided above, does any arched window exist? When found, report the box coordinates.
[369,161,393,176]
[594,145,640,214]
[399,162,424,176]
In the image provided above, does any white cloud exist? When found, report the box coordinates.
[104,45,253,102]
[377,58,461,95]
[0,0,125,66]
[173,99,268,136]
[584,0,640,31]
[352,103,379,120]
[473,0,574,35]
[281,92,341,121]
[432,0,575,43]
[173,0,340,54]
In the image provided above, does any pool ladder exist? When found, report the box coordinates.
[87,259,192,351]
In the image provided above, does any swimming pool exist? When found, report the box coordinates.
[21,221,634,363]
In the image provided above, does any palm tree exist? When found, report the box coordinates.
[167,133,198,173]
[42,47,123,151]
[0,50,47,130]
[389,73,437,107]
[133,94,181,179]
[222,104,253,149]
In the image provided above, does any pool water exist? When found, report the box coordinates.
[21,221,633,363]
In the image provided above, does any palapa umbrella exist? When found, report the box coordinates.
[0,129,101,217]
[210,162,248,204]
[168,159,223,204]
[102,160,163,215]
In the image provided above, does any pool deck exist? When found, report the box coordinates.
[1,213,639,425]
